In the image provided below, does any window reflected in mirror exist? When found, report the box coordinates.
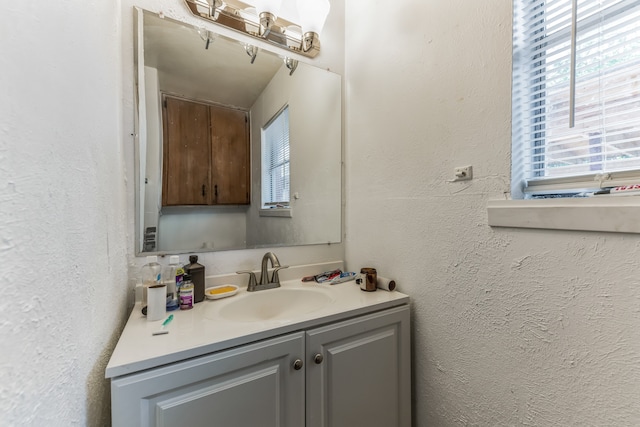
[262,105,290,210]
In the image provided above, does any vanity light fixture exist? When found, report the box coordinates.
[183,0,330,58]
[245,44,258,63]
[284,57,298,75]
[205,0,224,20]
[198,28,217,49]
[296,0,330,53]
[252,0,282,37]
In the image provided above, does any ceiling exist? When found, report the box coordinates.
[143,12,283,109]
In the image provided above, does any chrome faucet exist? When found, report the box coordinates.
[260,252,283,285]
[236,252,289,292]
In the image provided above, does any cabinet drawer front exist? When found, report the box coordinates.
[111,332,305,427]
[306,305,411,427]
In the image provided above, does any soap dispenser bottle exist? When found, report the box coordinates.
[184,255,205,303]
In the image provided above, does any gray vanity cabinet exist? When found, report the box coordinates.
[306,305,411,427]
[110,305,410,427]
[110,332,305,427]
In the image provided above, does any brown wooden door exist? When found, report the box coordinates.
[162,96,211,206]
[210,105,250,204]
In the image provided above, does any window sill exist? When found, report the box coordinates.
[487,197,640,233]
[259,208,292,218]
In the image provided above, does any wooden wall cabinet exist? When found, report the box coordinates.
[162,95,250,206]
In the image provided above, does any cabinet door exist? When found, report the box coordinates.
[306,305,411,427]
[111,332,305,427]
[162,96,211,206]
[210,105,250,204]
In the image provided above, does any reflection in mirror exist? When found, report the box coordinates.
[135,8,342,255]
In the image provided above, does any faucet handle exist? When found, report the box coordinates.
[271,265,289,284]
[236,270,257,291]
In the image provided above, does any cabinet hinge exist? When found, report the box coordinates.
[163,99,167,108]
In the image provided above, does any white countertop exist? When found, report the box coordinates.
[106,279,409,378]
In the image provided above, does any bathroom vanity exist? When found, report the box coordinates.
[106,279,411,426]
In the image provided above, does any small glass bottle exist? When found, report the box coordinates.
[184,255,205,303]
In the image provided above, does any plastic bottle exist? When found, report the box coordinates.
[141,255,162,308]
[175,262,185,302]
[184,255,205,303]
[163,256,181,311]
[179,274,194,310]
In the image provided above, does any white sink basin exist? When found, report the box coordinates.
[216,287,334,322]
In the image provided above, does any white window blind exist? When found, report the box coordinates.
[512,0,640,197]
[262,106,290,207]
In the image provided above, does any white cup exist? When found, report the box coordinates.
[147,284,166,321]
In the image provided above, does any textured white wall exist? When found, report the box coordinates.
[247,64,342,247]
[10,0,636,425]
[0,1,129,425]
[0,0,344,423]
[345,1,640,425]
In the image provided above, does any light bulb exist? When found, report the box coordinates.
[296,0,330,35]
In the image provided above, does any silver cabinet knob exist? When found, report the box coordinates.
[314,353,323,364]
[293,359,303,370]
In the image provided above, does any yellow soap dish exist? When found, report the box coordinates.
[205,285,239,300]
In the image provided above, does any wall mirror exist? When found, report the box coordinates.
[134,8,342,255]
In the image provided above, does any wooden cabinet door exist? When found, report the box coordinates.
[162,96,211,206]
[210,105,250,204]
[305,305,411,427]
[111,332,305,427]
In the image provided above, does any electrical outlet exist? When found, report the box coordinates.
[453,166,473,182]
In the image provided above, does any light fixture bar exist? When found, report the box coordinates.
[183,0,322,58]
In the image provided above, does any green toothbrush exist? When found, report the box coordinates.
[152,314,174,336]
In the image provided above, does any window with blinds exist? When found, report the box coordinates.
[512,0,640,198]
[262,106,290,208]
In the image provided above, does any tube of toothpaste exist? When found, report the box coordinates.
[316,270,342,283]
[302,269,342,283]
[329,272,357,285]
